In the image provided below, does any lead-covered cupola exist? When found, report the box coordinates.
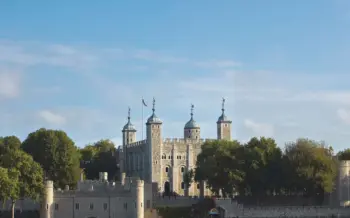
[184,104,200,140]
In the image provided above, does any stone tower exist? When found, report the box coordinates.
[132,179,144,218]
[217,98,232,140]
[121,107,137,176]
[40,180,54,218]
[122,107,137,145]
[146,98,162,184]
[184,104,200,140]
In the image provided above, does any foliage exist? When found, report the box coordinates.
[284,138,336,196]
[0,139,44,218]
[195,140,245,197]
[195,137,337,203]
[183,169,194,188]
[337,148,350,160]
[21,128,81,189]
[79,139,118,180]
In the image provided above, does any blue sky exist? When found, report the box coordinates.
[0,0,350,151]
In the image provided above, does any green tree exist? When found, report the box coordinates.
[337,148,350,160]
[80,139,118,180]
[183,169,194,196]
[242,137,283,199]
[195,140,244,197]
[0,136,21,154]
[21,128,81,188]
[0,148,44,218]
[284,138,336,202]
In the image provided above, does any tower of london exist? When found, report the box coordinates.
[119,98,232,197]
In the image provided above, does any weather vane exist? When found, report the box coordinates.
[222,97,226,111]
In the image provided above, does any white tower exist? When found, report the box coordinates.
[132,179,144,218]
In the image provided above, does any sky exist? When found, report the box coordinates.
[0,1,350,151]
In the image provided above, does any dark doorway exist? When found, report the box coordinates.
[164,181,170,195]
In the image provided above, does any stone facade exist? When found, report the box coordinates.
[119,98,232,197]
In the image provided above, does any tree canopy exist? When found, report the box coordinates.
[195,138,336,202]
[79,139,118,180]
[0,137,44,218]
[21,128,81,188]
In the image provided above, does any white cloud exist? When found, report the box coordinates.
[337,108,350,125]
[244,119,274,137]
[0,72,21,99]
[195,60,241,68]
[38,110,67,126]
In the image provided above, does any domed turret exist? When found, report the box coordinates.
[146,98,162,124]
[184,104,200,140]
[217,98,232,140]
[122,107,137,145]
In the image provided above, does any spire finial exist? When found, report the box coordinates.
[222,97,226,114]
[152,97,155,113]
[191,104,194,119]
[128,107,131,122]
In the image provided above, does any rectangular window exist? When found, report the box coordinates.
[103,203,108,210]
[75,203,79,210]
[55,204,59,210]
[90,203,94,210]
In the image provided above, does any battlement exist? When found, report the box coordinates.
[162,138,214,144]
[45,180,54,187]
[125,139,147,148]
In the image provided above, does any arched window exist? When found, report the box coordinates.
[162,154,166,159]
[165,167,169,173]
[181,167,185,173]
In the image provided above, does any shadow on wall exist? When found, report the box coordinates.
[234,195,330,206]
[0,210,39,218]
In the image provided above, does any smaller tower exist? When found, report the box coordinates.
[40,180,54,218]
[184,104,200,140]
[217,98,232,140]
[122,107,137,145]
[132,179,144,218]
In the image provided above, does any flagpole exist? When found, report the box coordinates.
[142,97,144,140]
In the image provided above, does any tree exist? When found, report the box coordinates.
[284,138,336,202]
[21,128,81,188]
[0,136,21,154]
[183,169,194,196]
[242,137,283,199]
[195,140,245,197]
[80,139,118,180]
[337,148,350,160]
[0,148,44,218]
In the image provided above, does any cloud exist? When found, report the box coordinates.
[337,108,350,124]
[0,71,21,99]
[194,60,241,68]
[38,110,67,126]
[132,49,188,63]
[244,119,274,137]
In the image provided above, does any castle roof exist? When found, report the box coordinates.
[184,104,200,129]
[123,107,136,132]
[184,118,200,129]
[217,98,232,123]
[146,97,162,124]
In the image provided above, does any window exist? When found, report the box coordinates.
[103,203,108,210]
[181,167,184,173]
[181,182,185,189]
[146,200,151,209]
[196,136,198,139]
[55,204,58,210]
[90,203,94,210]
[165,167,169,173]
[168,156,171,159]
[162,154,166,159]
[197,184,200,189]
[75,203,79,210]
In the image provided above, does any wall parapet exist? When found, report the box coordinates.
[125,140,147,148]
[162,138,215,144]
